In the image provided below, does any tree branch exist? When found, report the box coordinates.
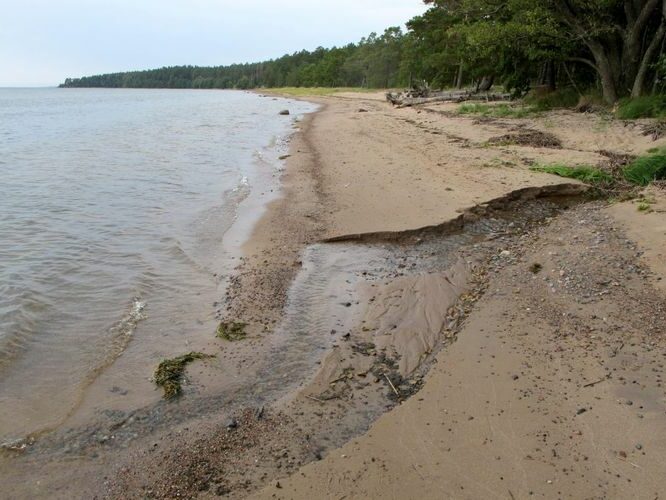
[631,0,666,95]
[632,23,665,95]
[625,0,637,26]
[631,0,661,40]
[567,57,599,72]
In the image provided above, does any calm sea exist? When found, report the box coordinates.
[0,88,315,442]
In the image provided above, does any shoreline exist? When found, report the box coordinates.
[3,90,666,498]
[110,91,666,499]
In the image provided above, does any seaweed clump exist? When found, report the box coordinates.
[154,352,212,400]
[216,321,247,341]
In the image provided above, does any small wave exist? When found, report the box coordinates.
[106,298,146,359]
[232,176,250,193]
[0,298,147,449]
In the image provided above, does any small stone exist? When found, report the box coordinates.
[279,110,290,115]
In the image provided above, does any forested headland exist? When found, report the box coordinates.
[61,0,666,105]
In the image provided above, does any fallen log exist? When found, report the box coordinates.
[386,90,511,108]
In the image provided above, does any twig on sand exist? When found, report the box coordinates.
[385,374,400,397]
[306,395,325,404]
[610,342,625,357]
[583,376,609,388]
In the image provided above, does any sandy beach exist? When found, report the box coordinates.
[239,92,666,499]
[106,91,666,499]
[3,91,666,499]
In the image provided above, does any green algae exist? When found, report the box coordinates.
[154,352,212,400]
[216,321,247,341]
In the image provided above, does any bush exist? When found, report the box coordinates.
[574,92,607,113]
[623,153,666,185]
[616,95,666,119]
[525,87,581,110]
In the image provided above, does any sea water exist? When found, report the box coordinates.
[0,88,315,442]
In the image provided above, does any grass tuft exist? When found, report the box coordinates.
[216,321,247,341]
[530,164,614,184]
[616,96,666,119]
[154,352,212,400]
[458,103,538,118]
[622,153,666,186]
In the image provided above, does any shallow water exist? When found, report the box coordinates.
[0,88,315,442]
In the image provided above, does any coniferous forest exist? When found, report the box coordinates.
[61,0,666,105]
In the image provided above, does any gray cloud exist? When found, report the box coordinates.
[0,0,427,86]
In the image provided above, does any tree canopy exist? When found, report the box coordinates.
[61,0,666,103]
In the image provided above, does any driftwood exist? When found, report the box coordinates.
[386,89,511,108]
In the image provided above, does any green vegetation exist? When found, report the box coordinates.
[458,103,537,118]
[623,153,666,185]
[530,164,614,184]
[616,96,666,119]
[154,352,212,400]
[525,88,581,111]
[60,1,666,105]
[533,149,666,188]
[216,321,247,341]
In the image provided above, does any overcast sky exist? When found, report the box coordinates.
[0,0,428,86]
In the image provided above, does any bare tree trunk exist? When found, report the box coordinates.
[653,37,666,93]
[588,41,619,103]
[632,22,666,96]
[477,75,494,92]
[545,61,557,91]
[455,61,464,89]
[632,1,666,96]
[554,0,662,103]
[563,62,583,96]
